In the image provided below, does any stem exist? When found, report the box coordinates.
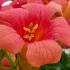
[18,44,39,70]
[16,66,19,70]
[18,57,39,70]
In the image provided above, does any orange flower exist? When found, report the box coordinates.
[0,4,70,67]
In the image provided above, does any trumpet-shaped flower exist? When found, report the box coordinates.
[0,4,70,67]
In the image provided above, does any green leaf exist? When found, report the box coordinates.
[40,64,62,70]
[4,51,14,65]
[60,51,68,66]
[12,54,19,68]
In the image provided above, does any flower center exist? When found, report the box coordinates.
[23,23,38,41]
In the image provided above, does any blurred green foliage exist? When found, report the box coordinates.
[0,49,19,70]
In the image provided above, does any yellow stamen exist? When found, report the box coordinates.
[29,22,34,29]
[24,27,31,32]
[23,23,38,41]
[24,34,34,41]
[32,24,38,32]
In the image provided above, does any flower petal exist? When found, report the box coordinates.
[0,8,29,36]
[1,5,12,11]
[22,3,62,19]
[11,0,42,8]
[26,40,62,67]
[26,0,42,3]
[0,0,6,5]
[42,0,49,4]
[68,19,70,25]
[11,0,27,8]
[52,0,68,6]
[52,17,70,48]
[22,4,53,40]
[0,24,24,54]
[46,1,62,19]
